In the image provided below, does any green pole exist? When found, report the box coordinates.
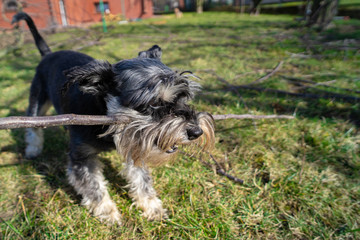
[99,0,107,33]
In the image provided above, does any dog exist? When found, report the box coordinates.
[12,12,215,225]
[174,8,183,19]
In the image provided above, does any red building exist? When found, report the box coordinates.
[0,0,153,30]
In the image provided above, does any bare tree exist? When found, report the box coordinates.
[249,0,263,15]
[197,0,204,13]
[307,0,339,30]
[241,0,246,14]
[234,0,245,14]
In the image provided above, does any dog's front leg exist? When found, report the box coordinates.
[122,160,168,221]
[67,147,121,225]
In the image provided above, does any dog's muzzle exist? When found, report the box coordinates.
[165,126,203,154]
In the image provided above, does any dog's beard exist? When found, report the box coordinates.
[101,110,215,167]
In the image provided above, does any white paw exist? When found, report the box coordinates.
[25,128,43,158]
[140,197,168,221]
[96,208,122,225]
[83,194,122,225]
[25,145,43,158]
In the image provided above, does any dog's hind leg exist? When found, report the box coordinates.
[67,145,122,225]
[122,160,168,221]
[25,74,51,158]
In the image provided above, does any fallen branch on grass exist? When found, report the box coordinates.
[206,69,360,102]
[197,69,241,94]
[0,113,295,130]
[181,151,244,185]
[244,61,284,86]
[289,80,337,91]
[198,61,284,89]
[209,154,244,184]
[73,40,103,51]
[282,75,360,94]
[200,68,360,103]
[198,69,251,111]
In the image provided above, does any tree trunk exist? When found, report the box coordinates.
[304,0,312,22]
[235,0,240,13]
[307,0,339,30]
[241,0,245,14]
[249,0,262,15]
[197,0,204,13]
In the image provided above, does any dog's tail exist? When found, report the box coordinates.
[12,12,51,57]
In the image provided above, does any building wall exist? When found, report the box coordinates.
[0,0,54,29]
[63,0,153,25]
[0,0,153,30]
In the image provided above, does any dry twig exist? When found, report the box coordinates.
[209,154,244,184]
[181,151,244,185]
[0,114,130,129]
[213,114,294,120]
[73,39,103,51]
[282,75,360,94]
[0,113,295,130]
[244,61,284,86]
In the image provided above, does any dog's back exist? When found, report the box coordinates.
[13,12,116,154]
[35,50,116,150]
[35,51,96,114]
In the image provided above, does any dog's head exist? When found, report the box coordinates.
[64,45,215,166]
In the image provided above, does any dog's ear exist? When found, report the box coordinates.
[138,45,162,60]
[62,60,114,96]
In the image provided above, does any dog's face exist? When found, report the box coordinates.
[64,45,215,166]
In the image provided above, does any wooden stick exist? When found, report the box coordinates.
[0,114,130,129]
[245,61,284,86]
[282,75,360,94]
[209,154,244,184]
[213,114,294,120]
[181,151,244,185]
[0,113,295,130]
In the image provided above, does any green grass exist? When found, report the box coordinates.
[1,12,360,239]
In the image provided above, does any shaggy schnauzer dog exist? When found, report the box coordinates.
[13,12,215,224]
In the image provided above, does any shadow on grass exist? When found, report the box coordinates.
[198,85,360,178]
[235,88,360,126]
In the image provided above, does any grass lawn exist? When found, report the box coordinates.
[0,12,359,239]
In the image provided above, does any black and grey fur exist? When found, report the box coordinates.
[13,12,215,224]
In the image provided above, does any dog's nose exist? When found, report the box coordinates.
[187,126,203,140]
